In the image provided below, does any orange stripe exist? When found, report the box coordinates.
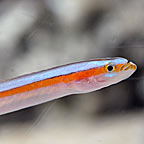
[0,67,105,98]
[0,63,124,98]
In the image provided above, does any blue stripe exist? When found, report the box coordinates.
[0,57,127,92]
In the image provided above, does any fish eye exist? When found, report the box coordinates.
[105,63,116,72]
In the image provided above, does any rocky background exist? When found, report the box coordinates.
[0,0,143,143]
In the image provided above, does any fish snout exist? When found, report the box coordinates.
[120,62,137,71]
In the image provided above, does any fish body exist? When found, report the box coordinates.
[0,57,137,115]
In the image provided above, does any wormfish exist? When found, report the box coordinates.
[0,57,137,115]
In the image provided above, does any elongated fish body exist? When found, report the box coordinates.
[0,57,137,115]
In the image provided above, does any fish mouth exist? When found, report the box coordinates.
[120,61,137,71]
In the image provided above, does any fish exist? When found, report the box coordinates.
[0,57,137,115]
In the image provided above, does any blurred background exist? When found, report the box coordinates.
[0,0,143,143]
